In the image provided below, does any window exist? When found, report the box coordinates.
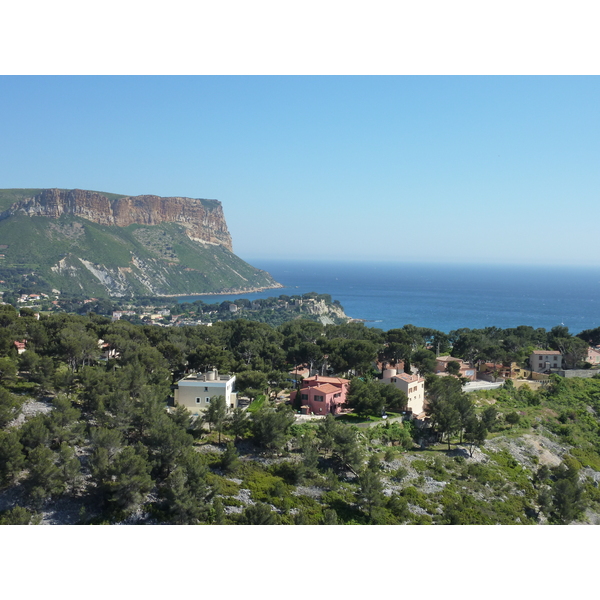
[196,397,201,404]
[301,394,308,401]
[206,397,211,403]
[204,387,208,392]
[314,395,324,402]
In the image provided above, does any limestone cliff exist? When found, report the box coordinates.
[0,188,280,298]
[1,188,233,250]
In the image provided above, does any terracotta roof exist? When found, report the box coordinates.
[304,375,349,385]
[290,368,311,377]
[531,350,561,355]
[312,384,340,394]
[393,373,422,383]
[436,356,463,363]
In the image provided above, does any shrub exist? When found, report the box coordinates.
[412,459,428,473]
[387,494,409,520]
[571,448,600,471]
[401,486,429,509]
[466,463,502,484]
[393,466,408,482]
[383,447,396,462]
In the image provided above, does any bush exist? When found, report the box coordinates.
[241,502,279,525]
[401,486,429,509]
[383,447,396,462]
[571,448,600,471]
[466,463,502,485]
[411,459,428,473]
[387,494,409,520]
[393,466,408,482]
[0,505,37,525]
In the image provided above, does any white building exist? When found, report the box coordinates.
[173,369,237,414]
[380,368,426,416]
[529,350,562,373]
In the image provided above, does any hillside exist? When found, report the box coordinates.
[1,307,599,525]
[0,189,281,297]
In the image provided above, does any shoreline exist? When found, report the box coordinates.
[157,283,284,298]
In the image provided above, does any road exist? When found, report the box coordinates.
[462,380,505,393]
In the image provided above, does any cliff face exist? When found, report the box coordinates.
[1,188,233,250]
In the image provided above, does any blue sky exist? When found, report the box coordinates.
[1,75,598,266]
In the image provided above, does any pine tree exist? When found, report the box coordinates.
[57,442,81,494]
[230,407,250,441]
[221,442,240,474]
[204,395,227,443]
[26,446,64,505]
[105,446,153,514]
[0,430,25,485]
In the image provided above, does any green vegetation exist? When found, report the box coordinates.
[0,303,599,525]
[0,208,278,297]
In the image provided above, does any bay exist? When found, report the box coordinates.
[177,260,600,334]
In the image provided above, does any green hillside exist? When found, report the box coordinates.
[0,211,279,298]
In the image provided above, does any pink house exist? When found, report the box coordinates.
[435,356,477,381]
[586,346,600,366]
[291,375,349,415]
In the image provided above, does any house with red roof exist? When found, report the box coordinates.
[291,375,349,415]
[13,340,27,354]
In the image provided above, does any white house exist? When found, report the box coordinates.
[529,350,562,373]
[380,368,426,416]
[173,369,237,414]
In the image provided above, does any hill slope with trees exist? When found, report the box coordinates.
[1,306,600,525]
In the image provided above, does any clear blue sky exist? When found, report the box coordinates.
[0,76,598,266]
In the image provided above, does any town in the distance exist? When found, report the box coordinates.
[1,188,599,525]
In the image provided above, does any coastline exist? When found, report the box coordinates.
[157,282,284,298]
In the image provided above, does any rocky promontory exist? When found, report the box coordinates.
[0,188,280,297]
[0,188,233,250]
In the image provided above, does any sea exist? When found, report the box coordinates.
[177,260,600,334]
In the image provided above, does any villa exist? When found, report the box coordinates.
[529,350,562,373]
[291,375,349,416]
[173,369,237,414]
[380,368,426,416]
[435,356,477,381]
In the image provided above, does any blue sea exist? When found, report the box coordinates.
[177,260,600,334]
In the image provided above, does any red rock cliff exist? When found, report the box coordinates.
[5,188,233,250]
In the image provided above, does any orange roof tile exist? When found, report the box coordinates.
[304,375,349,385]
[312,384,340,394]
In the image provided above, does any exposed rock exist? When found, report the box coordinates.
[0,188,281,297]
[2,188,233,250]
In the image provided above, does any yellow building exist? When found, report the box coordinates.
[380,368,426,416]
